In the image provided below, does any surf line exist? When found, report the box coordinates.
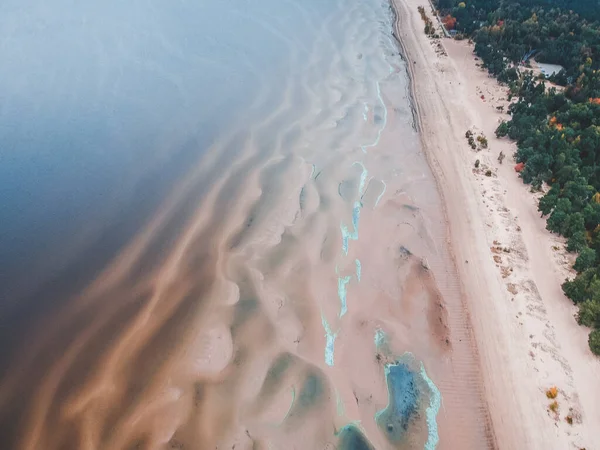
[338,275,352,318]
[420,362,442,450]
[375,180,387,208]
[354,161,369,197]
[340,162,368,256]
[336,260,361,322]
[361,81,389,154]
[328,161,369,365]
[324,269,355,365]
[321,312,339,366]
[341,202,361,256]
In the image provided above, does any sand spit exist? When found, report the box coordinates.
[392,0,600,448]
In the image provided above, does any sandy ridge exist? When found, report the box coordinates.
[391,0,600,448]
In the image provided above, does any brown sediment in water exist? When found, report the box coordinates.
[0,2,496,449]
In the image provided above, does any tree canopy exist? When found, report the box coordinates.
[435,0,600,354]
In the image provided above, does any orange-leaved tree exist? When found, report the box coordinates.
[443,15,457,30]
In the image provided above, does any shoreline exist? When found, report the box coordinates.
[391,0,600,448]
[389,1,499,448]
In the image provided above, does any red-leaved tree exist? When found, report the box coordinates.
[443,15,457,30]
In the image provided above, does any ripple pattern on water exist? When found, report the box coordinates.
[0,0,490,449]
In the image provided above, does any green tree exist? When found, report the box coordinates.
[582,202,600,229]
[496,121,509,137]
[568,231,587,252]
[578,300,600,327]
[538,186,559,216]
[563,178,594,210]
[562,269,595,303]
[574,247,597,272]
[547,198,572,234]
[589,329,600,355]
[435,0,600,356]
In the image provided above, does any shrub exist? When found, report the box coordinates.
[567,231,587,253]
[577,300,600,328]
[496,121,509,137]
[418,6,436,36]
[574,248,596,273]
[549,401,559,413]
[477,135,489,148]
[499,67,519,83]
[546,386,558,399]
[589,329,600,355]
[565,415,573,425]
[562,269,596,304]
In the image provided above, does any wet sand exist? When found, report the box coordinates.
[393,0,600,448]
[0,1,495,449]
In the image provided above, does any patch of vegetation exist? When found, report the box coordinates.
[418,6,436,36]
[465,129,477,149]
[476,135,488,148]
[434,0,600,355]
[589,329,600,355]
[546,386,558,399]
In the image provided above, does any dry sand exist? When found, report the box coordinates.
[393,0,600,448]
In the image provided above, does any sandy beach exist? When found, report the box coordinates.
[3,0,600,448]
[392,0,600,448]
[0,1,493,448]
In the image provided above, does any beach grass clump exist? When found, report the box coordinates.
[545,386,558,399]
[476,135,488,148]
[417,6,435,36]
[465,130,477,149]
[565,415,573,425]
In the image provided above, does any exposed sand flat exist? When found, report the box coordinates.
[0,1,494,448]
[392,0,600,448]
[10,0,598,446]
